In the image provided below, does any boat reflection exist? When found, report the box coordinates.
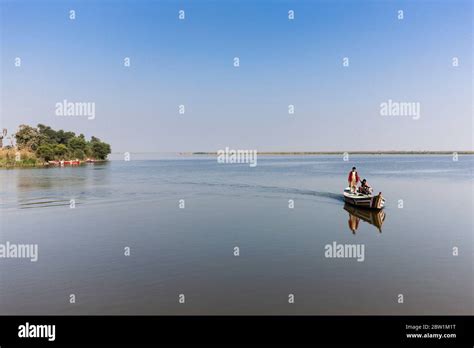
[344,203,386,233]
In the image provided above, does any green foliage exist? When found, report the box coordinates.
[15,125,40,150]
[14,124,111,162]
[72,149,86,160]
[90,137,111,160]
[68,136,86,151]
[54,144,69,158]
[36,144,55,161]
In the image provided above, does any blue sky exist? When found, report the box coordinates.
[1,0,472,152]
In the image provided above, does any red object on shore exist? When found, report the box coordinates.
[48,160,81,166]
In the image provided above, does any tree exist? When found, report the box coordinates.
[71,149,86,160]
[68,136,87,152]
[91,141,111,160]
[54,144,69,159]
[57,130,76,144]
[15,125,40,150]
[14,124,112,161]
[37,124,58,145]
[36,144,55,161]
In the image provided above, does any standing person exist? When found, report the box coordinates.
[347,167,359,193]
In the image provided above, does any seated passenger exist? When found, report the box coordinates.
[358,179,373,195]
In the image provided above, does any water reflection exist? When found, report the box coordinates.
[10,163,111,209]
[343,203,386,233]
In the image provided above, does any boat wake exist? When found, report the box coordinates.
[18,198,73,209]
[176,181,343,202]
[5,181,342,211]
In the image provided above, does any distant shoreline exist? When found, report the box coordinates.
[188,151,474,155]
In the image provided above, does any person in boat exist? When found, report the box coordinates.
[358,179,373,195]
[347,167,360,193]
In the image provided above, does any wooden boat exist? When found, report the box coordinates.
[343,187,385,210]
[344,203,386,232]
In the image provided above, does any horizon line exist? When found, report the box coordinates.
[110,150,474,155]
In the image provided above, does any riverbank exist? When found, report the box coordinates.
[1,124,112,168]
[0,148,107,168]
[0,148,40,167]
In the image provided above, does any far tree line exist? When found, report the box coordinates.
[14,124,111,161]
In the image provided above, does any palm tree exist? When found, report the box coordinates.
[0,128,7,148]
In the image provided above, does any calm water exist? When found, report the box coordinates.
[0,155,472,315]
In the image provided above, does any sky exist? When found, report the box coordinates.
[1,0,472,152]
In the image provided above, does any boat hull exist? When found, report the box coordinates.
[343,189,385,210]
